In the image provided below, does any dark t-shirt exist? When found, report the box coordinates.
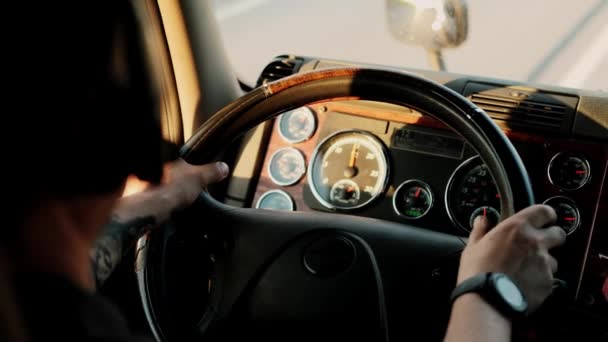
[14,273,151,342]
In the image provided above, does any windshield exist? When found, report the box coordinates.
[213,0,607,91]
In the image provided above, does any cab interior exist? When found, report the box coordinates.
[101,1,608,341]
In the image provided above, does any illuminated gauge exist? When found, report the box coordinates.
[469,206,501,230]
[278,107,316,143]
[548,153,591,190]
[268,147,306,186]
[393,180,434,219]
[543,196,581,235]
[446,156,500,233]
[309,130,389,210]
[256,190,295,211]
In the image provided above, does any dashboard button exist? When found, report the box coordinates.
[303,236,355,277]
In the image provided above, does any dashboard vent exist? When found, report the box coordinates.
[256,55,303,86]
[463,82,578,134]
[471,93,566,129]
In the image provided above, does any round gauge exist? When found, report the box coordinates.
[329,179,361,207]
[393,180,434,219]
[543,196,581,235]
[446,156,500,233]
[278,107,316,143]
[469,206,501,230]
[256,190,295,211]
[268,147,306,186]
[308,130,389,210]
[548,153,591,190]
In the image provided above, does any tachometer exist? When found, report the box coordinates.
[309,130,389,210]
[446,156,500,233]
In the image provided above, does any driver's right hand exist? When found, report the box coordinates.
[456,204,567,312]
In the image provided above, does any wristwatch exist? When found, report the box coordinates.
[450,272,528,319]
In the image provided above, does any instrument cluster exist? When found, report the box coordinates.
[256,106,593,236]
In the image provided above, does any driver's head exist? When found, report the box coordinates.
[4,2,165,238]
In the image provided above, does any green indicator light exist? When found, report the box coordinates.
[405,209,422,217]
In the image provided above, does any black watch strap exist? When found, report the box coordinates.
[449,273,491,303]
[450,272,528,320]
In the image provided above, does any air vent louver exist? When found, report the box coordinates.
[470,93,565,129]
[463,82,578,134]
[256,55,303,86]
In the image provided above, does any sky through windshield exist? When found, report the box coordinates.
[213,0,608,91]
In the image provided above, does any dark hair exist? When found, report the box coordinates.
[3,1,164,237]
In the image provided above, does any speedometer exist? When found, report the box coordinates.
[308,130,389,210]
[446,156,500,233]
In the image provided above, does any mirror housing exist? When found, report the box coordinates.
[386,0,468,51]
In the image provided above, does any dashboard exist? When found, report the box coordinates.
[223,55,608,335]
[254,100,601,235]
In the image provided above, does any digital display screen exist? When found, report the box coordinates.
[391,125,465,159]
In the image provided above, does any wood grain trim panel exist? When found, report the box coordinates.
[266,68,360,94]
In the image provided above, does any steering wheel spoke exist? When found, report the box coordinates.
[193,191,466,340]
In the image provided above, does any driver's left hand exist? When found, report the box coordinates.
[119,159,229,222]
[160,159,229,209]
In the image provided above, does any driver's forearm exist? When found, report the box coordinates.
[113,185,179,224]
[89,187,177,288]
[443,293,511,342]
[90,215,155,288]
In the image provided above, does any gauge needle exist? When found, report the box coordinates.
[349,143,360,168]
[344,143,360,178]
[483,207,487,217]
[415,187,421,198]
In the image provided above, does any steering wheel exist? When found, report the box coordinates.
[137,67,535,342]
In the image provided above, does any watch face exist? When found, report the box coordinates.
[495,275,527,311]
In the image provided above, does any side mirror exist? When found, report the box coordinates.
[386,0,468,70]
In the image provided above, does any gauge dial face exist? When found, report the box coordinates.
[329,179,361,207]
[548,153,591,190]
[543,196,581,235]
[309,130,389,210]
[268,147,306,186]
[393,180,434,219]
[446,156,500,233]
[278,107,316,143]
[256,190,295,211]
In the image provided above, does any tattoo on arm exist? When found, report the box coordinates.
[90,215,156,288]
